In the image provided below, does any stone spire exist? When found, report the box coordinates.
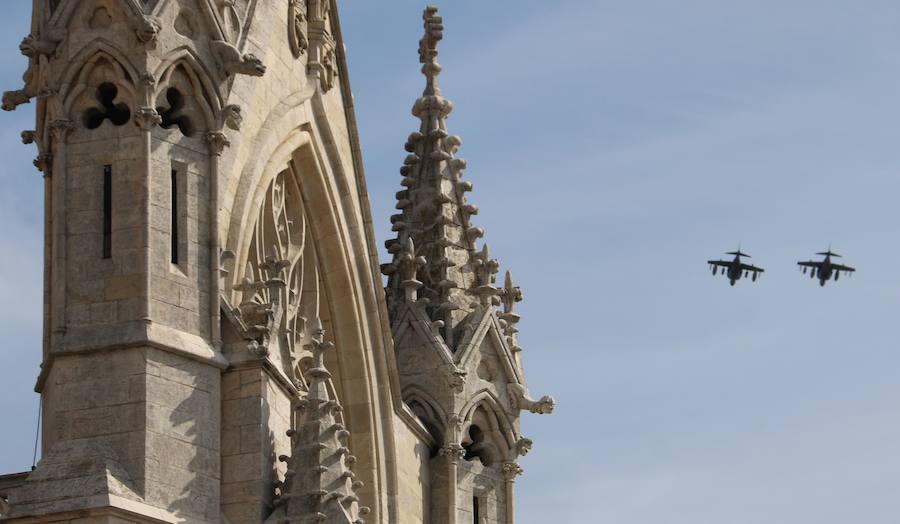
[381,6,499,348]
[271,319,369,524]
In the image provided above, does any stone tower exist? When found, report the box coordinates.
[379,7,554,524]
[0,3,552,523]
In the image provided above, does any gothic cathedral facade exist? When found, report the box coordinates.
[0,2,552,523]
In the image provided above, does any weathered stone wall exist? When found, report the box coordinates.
[392,417,432,524]
[220,366,293,524]
[64,129,144,334]
[148,133,211,340]
[23,347,220,522]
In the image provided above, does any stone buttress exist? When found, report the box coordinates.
[380,7,555,524]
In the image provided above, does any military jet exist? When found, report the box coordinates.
[708,249,765,286]
[797,248,855,287]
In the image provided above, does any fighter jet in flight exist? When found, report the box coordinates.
[797,248,855,287]
[708,249,765,286]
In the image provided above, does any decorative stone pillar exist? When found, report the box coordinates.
[47,118,73,341]
[134,105,161,324]
[501,462,523,524]
[440,443,465,523]
[203,131,229,347]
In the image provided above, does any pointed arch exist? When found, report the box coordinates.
[154,49,222,134]
[402,384,447,444]
[58,43,139,126]
[458,391,517,454]
[222,93,397,519]
[58,39,139,100]
[154,46,223,113]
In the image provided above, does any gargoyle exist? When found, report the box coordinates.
[3,68,38,112]
[443,364,467,393]
[507,383,555,414]
[133,16,161,44]
[211,40,266,77]
[515,437,533,457]
[220,104,243,131]
[3,89,33,112]
[19,29,66,58]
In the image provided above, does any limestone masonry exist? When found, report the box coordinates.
[0,2,552,523]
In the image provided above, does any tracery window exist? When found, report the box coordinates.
[237,168,322,392]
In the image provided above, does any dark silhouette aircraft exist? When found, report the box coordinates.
[708,250,765,286]
[798,249,855,287]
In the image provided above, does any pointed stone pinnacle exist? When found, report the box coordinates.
[382,3,509,346]
[277,320,366,522]
[418,6,444,97]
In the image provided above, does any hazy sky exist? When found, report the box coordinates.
[3,2,900,523]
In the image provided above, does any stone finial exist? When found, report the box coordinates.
[499,271,523,318]
[393,237,426,302]
[418,6,444,97]
[499,270,524,351]
[261,244,291,280]
[236,263,266,306]
[473,244,500,305]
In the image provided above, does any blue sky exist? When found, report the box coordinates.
[3,1,900,523]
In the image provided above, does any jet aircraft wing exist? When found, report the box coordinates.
[832,263,855,273]
[707,260,731,267]
[797,261,823,268]
[740,263,764,273]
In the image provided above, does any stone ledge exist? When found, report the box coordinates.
[37,321,228,392]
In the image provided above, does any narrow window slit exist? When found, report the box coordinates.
[171,168,179,264]
[102,165,112,259]
[473,495,480,524]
